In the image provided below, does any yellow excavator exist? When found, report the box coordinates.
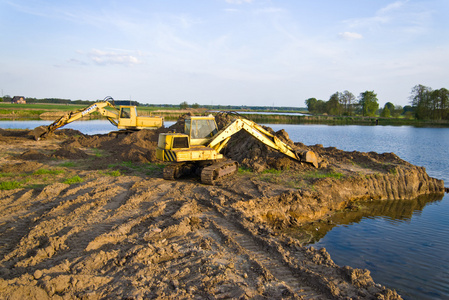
[34,97,164,140]
[156,113,318,184]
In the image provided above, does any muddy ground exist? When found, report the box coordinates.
[0,115,445,299]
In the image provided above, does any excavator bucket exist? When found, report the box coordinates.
[31,126,50,141]
[298,150,319,168]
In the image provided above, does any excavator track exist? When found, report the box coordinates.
[201,160,238,185]
[163,163,198,181]
[163,164,183,180]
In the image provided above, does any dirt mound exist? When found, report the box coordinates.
[52,146,88,159]
[0,161,43,173]
[212,113,315,172]
[168,113,191,133]
[18,150,50,161]
[0,129,31,138]
[214,112,236,130]
[61,128,168,163]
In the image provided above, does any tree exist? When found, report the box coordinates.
[380,102,394,118]
[439,88,449,120]
[410,85,449,120]
[402,105,414,119]
[3,95,12,103]
[180,101,189,109]
[384,102,395,113]
[192,103,200,109]
[305,98,327,114]
[410,84,432,120]
[305,98,318,113]
[392,105,403,118]
[326,92,342,115]
[340,90,356,115]
[316,100,327,114]
[380,106,391,118]
[358,91,379,117]
[430,88,449,120]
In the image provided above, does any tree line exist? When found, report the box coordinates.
[410,85,449,120]
[305,85,449,121]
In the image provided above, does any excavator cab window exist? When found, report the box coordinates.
[120,107,130,118]
[189,119,218,139]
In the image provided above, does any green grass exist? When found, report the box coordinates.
[92,148,105,158]
[305,170,344,180]
[63,175,84,184]
[59,162,77,167]
[107,161,165,175]
[262,168,282,175]
[0,172,15,178]
[145,163,165,175]
[0,103,87,111]
[238,166,253,174]
[33,168,65,175]
[0,181,22,190]
[99,170,121,177]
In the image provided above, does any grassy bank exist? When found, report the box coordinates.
[238,113,449,127]
[2,103,449,127]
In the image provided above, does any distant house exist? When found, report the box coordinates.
[12,96,26,104]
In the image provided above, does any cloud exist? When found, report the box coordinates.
[71,49,144,66]
[343,0,430,33]
[378,0,408,15]
[338,32,363,40]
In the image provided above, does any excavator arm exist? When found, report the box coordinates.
[208,117,318,168]
[35,100,120,140]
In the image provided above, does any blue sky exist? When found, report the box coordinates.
[1,0,448,107]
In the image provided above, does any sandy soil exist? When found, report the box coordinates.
[1,115,444,299]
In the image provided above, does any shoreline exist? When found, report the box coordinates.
[1,104,449,127]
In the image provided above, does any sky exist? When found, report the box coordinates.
[1,0,448,107]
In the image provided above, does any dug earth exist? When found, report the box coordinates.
[0,114,445,299]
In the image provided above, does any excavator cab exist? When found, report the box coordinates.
[156,115,222,163]
[184,116,218,145]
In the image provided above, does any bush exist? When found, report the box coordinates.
[0,181,22,190]
[63,175,83,184]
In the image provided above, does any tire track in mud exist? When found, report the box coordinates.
[202,209,327,299]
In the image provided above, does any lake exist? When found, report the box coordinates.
[1,120,448,299]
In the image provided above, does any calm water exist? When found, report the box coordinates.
[1,120,449,299]
[268,124,449,300]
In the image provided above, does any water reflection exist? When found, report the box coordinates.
[307,193,449,299]
[298,193,444,245]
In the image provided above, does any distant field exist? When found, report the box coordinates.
[0,102,186,120]
[0,103,87,111]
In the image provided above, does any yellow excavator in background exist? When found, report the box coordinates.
[34,97,164,140]
[156,113,318,184]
